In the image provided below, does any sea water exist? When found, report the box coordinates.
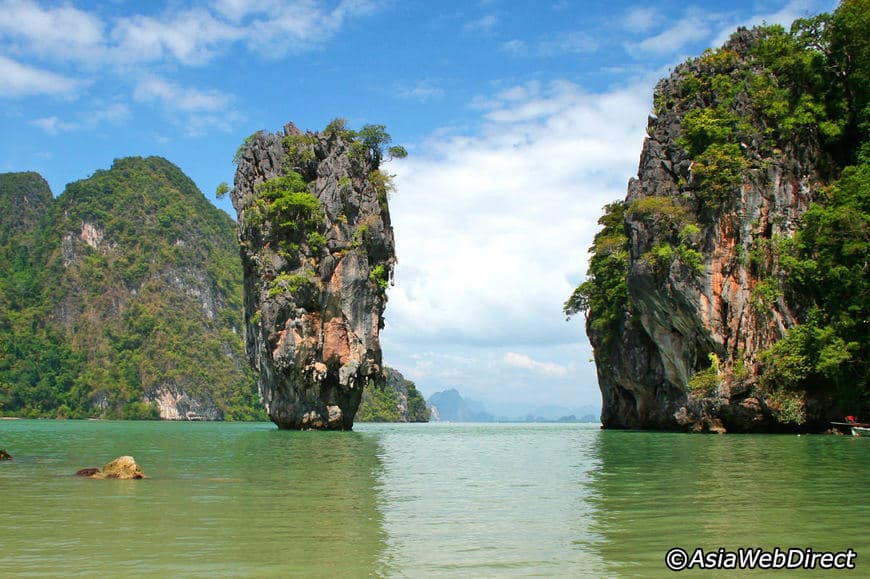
[1,420,867,577]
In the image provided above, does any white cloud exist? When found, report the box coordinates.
[30,116,72,134]
[111,8,239,66]
[214,0,267,21]
[240,0,383,56]
[397,80,445,102]
[501,30,598,57]
[386,341,597,406]
[30,103,130,134]
[0,55,81,97]
[537,31,598,55]
[629,8,713,56]
[379,69,673,408]
[0,0,385,117]
[132,75,239,135]
[382,78,650,405]
[710,0,832,48]
[0,0,390,143]
[623,6,660,33]
[134,76,230,112]
[378,0,841,408]
[0,0,105,62]
[464,13,499,34]
[626,1,836,61]
[501,39,526,55]
[504,352,570,378]
[0,0,386,68]
[91,103,131,124]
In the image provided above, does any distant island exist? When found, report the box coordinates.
[427,388,599,423]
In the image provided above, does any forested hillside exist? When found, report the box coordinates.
[356,367,429,422]
[0,157,263,420]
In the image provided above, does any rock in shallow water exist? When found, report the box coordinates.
[75,467,101,477]
[231,122,396,430]
[76,456,146,479]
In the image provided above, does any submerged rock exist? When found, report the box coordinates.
[0,449,12,460]
[75,467,101,477]
[76,456,146,479]
[231,121,397,430]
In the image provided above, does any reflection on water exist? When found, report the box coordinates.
[0,420,387,577]
[2,421,868,576]
[370,423,607,576]
[584,431,870,577]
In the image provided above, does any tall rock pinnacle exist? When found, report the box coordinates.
[231,121,398,429]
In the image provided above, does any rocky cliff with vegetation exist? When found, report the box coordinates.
[566,1,868,432]
[231,120,401,429]
[0,158,262,420]
[356,367,429,423]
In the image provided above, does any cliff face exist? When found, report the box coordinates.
[0,159,261,420]
[356,367,430,422]
[232,122,396,430]
[579,26,857,432]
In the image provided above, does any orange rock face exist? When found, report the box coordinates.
[590,29,831,432]
[322,318,350,366]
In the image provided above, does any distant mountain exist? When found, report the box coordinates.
[0,158,263,420]
[427,389,600,423]
[484,402,601,422]
[427,389,494,422]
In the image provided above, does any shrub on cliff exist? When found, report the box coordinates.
[563,201,629,343]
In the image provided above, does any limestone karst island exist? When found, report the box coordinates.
[231,121,401,429]
[565,7,869,432]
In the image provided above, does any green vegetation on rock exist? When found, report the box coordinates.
[0,158,264,420]
[563,201,629,343]
[767,162,869,412]
[356,368,429,422]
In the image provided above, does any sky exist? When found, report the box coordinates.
[0,0,839,411]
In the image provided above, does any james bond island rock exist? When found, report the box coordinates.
[567,5,869,432]
[231,120,402,430]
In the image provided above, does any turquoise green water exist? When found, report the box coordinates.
[1,421,867,577]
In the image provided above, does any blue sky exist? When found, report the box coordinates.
[0,0,838,410]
